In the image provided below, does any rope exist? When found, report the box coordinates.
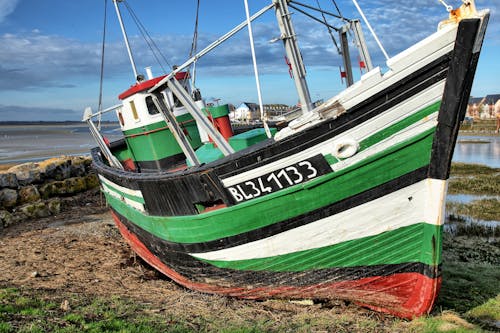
[122,0,171,71]
[351,0,389,61]
[330,0,343,18]
[97,0,108,130]
[315,0,341,54]
[289,0,347,20]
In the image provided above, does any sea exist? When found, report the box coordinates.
[0,123,123,165]
[0,124,499,168]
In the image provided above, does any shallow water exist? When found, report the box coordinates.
[0,124,122,164]
[447,193,500,204]
[453,135,500,168]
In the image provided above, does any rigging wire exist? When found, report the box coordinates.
[288,3,341,32]
[122,0,172,72]
[315,0,341,54]
[289,0,349,21]
[330,0,343,18]
[189,0,201,88]
[351,0,389,60]
[97,0,108,130]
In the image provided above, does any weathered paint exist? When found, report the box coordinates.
[112,211,441,319]
[90,14,488,319]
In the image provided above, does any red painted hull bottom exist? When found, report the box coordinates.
[112,212,441,319]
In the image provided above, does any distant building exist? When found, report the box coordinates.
[231,102,260,122]
[467,94,500,119]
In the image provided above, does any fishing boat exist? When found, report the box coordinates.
[84,0,489,318]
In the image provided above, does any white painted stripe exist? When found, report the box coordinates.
[330,112,437,172]
[191,179,447,261]
[98,175,144,199]
[101,182,145,212]
[221,81,444,187]
[339,25,456,110]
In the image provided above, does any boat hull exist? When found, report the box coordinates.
[91,15,488,318]
[112,208,441,318]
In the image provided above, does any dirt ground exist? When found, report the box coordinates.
[2,188,498,332]
[1,189,400,331]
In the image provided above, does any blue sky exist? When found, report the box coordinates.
[0,0,498,121]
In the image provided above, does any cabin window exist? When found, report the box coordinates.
[129,101,139,120]
[145,96,159,115]
[118,111,125,126]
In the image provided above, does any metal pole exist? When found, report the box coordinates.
[351,19,373,72]
[113,0,139,80]
[243,0,272,138]
[339,25,353,87]
[83,107,123,169]
[274,0,313,114]
[151,93,200,166]
[167,78,234,156]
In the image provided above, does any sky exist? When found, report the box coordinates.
[0,0,498,121]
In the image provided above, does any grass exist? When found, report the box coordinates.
[459,119,497,133]
[0,287,408,332]
[467,295,500,322]
[438,262,500,313]
[2,280,499,332]
[0,288,192,333]
[436,261,500,332]
[446,199,500,225]
[448,163,500,195]
[446,163,499,237]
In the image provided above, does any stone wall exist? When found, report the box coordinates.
[0,156,99,230]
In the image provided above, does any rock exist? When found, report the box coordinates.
[47,198,61,215]
[10,212,28,226]
[64,177,88,194]
[8,162,42,185]
[18,186,41,204]
[69,156,91,177]
[0,188,18,209]
[39,181,61,199]
[17,201,50,219]
[0,210,13,229]
[39,177,88,198]
[37,157,72,181]
[30,271,40,278]
[85,174,100,189]
[0,173,18,189]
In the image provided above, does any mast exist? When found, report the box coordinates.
[339,24,354,87]
[351,19,373,72]
[274,0,313,114]
[113,0,139,81]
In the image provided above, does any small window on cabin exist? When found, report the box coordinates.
[145,96,159,115]
[129,101,139,120]
[118,111,125,126]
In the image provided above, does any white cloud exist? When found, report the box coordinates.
[0,31,130,91]
[0,0,20,23]
[0,0,496,92]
